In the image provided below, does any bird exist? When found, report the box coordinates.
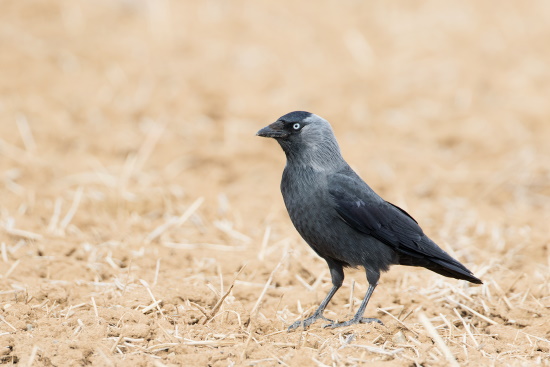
[256,111,482,330]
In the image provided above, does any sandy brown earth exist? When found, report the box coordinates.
[1,0,550,365]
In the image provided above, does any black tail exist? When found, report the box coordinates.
[399,254,482,284]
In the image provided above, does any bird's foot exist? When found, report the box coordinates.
[323,317,383,329]
[288,313,334,331]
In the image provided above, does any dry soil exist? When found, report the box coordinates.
[1,1,549,366]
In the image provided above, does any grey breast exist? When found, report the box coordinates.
[281,165,358,264]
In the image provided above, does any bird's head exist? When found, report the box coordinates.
[257,111,343,166]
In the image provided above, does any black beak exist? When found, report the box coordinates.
[256,121,289,138]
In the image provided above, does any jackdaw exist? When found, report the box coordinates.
[257,111,482,330]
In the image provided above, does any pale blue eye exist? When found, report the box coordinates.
[293,123,301,130]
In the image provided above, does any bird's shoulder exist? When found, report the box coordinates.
[327,167,382,204]
[327,167,421,237]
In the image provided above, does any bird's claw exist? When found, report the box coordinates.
[323,317,383,329]
[287,314,334,331]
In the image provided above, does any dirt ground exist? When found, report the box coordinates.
[1,0,549,365]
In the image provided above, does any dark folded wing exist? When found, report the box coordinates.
[328,173,481,283]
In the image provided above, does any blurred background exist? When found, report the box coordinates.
[1,0,549,365]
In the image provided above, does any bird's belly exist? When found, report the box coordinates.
[286,198,391,267]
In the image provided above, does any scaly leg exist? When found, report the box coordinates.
[324,283,383,328]
[288,259,344,331]
[287,285,339,330]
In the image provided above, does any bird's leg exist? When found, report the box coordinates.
[287,285,339,331]
[288,259,344,331]
[324,283,383,328]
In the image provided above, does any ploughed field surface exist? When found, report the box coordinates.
[0,1,549,365]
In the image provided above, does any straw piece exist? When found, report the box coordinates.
[5,259,20,278]
[16,114,37,152]
[258,226,271,261]
[0,315,17,331]
[377,307,418,336]
[5,227,43,241]
[447,297,498,325]
[163,242,246,251]
[91,297,99,321]
[110,335,123,353]
[452,308,479,348]
[146,197,204,242]
[26,345,39,367]
[203,265,245,324]
[250,253,288,318]
[60,187,84,232]
[347,344,403,356]
[418,312,460,367]
[47,198,62,233]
